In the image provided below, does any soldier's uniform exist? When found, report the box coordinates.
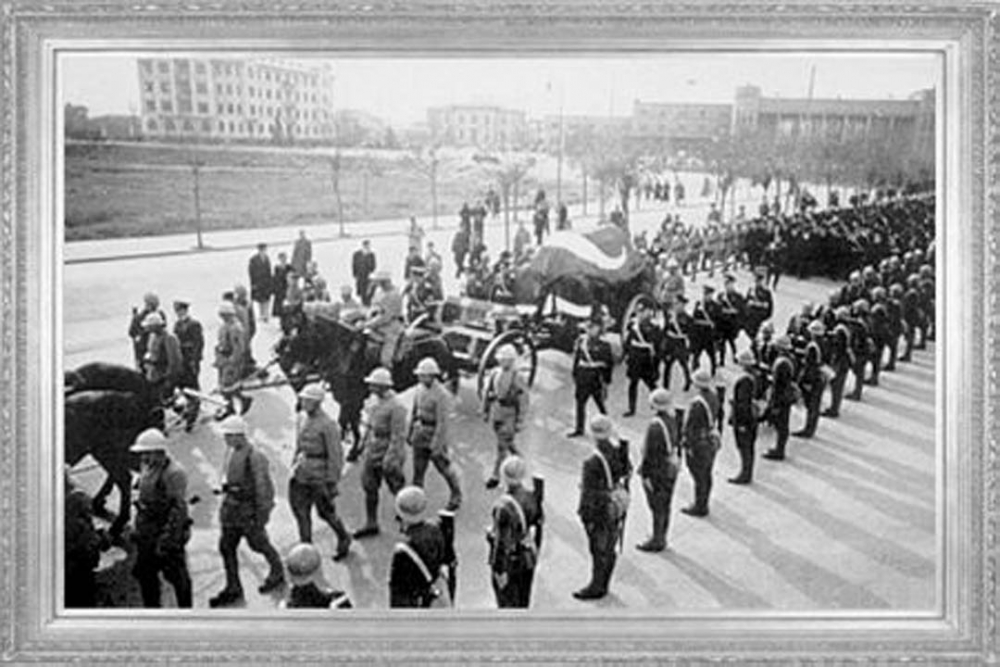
[870,296,892,383]
[132,456,192,608]
[488,481,541,608]
[389,519,449,608]
[410,379,463,510]
[214,316,246,390]
[716,281,745,366]
[143,326,183,403]
[482,364,530,485]
[662,304,692,391]
[128,303,166,370]
[569,327,614,437]
[745,274,774,338]
[356,390,408,533]
[728,361,758,484]
[623,315,661,416]
[763,347,796,460]
[845,311,871,400]
[823,316,853,418]
[173,306,204,429]
[689,289,718,375]
[793,334,827,438]
[368,280,405,369]
[884,287,905,371]
[637,397,680,551]
[682,383,721,517]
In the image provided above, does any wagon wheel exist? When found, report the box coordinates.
[477,331,537,399]
[621,293,660,339]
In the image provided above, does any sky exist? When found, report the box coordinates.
[60,52,939,127]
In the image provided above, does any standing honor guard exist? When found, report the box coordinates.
[622,301,661,418]
[281,543,352,609]
[289,383,352,561]
[209,416,285,607]
[728,350,759,484]
[214,301,247,417]
[573,415,632,601]
[681,370,722,517]
[763,336,797,461]
[481,345,530,489]
[636,389,680,552]
[388,486,457,608]
[793,320,828,438]
[130,429,193,608]
[823,308,853,418]
[349,368,408,539]
[487,456,544,608]
[409,358,463,511]
[567,315,614,438]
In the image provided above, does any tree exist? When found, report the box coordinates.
[329,152,346,237]
[383,127,400,149]
[407,145,442,229]
[474,153,536,251]
[564,124,643,229]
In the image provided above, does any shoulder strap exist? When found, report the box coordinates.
[654,416,676,452]
[690,394,714,431]
[396,542,435,584]
[593,449,615,491]
[497,494,528,534]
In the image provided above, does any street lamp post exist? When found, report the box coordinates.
[555,83,565,206]
[191,160,204,250]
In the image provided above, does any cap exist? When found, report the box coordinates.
[141,312,165,328]
[692,369,713,389]
[835,306,852,320]
[496,345,518,362]
[736,349,756,367]
[760,321,775,335]
[219,415,246,435]
[774,335,793,351]
[808,320,826,336]
[589,414,614,439]
[364,368,393,387]
[173,298,191,308]
[218,302,236,316]
[500,455,527,485]
[649,388,673,411]
[414,357,441,376]
[285,543,322,586]
[130,428,167,453]
[395,486,428,520]
[703,284,716,293]
[298,383,326,402]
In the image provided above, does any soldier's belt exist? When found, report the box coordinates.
[577,362,605,368]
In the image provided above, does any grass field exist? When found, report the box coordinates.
[64,142,590,240]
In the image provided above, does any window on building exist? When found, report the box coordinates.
[236,86,241,95]
[179,99,192,113]
[228,104,234,114]
[276,91,282,101]
[216,84,223,95]
[195,62,206,75]
[265,72,271,82]
[249,86,254,96]
[195,82,208,95]
[266,90,272,100]
[145,100,156,112]
[157,61,169,74]
[217,104,225,115]
[250,105,256,116]
[197,102,209,114]
[237,105,243,114]
[201,120,211,132]
[160,82,170,94]
[183,120,194,131]
[161,101,173,112]
[144,82,154,94]
[146,119,157,131]
[164,119,176,132]
[229,121,235,133]
[226,65,233,76]
[248,68,254,79]
[140,60,153,72]
[226,84,233,94]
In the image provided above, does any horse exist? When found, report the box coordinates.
[275,315,457,445]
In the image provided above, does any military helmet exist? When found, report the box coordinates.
[496,345,518,362]
[853,299,870,314]
[890,283,904,297]
[364,368,393,387]
[774,335,793,351]
[760,320,775,335]
[907,274,920,286]
[862,265,876,277]
[649,388,673,411]
[808,320,826,336]
[219,415,247,435]
[298,383,326,402]
[589,414,614,439]
[849,270,861,282]
[395,486,428,520]
[871,287,887,301]
[414,357,441,376]
[919,264,933,278]
[141,312,165,328]
[835,306,851,320]
[218,302,236,316]
[130,428,167,453]
[285,543,322,585]
[692,368,714,389]
[500,455,528,485]
[736,349,756,367]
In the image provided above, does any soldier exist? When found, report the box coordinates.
[173,299,204,431]
[352,239,377,307]
[365,271,405,370]
[728,350,759,484]
[681,370,721,517]
[763,336,797,461]
[662,298,692,392]
[567,316,614,438]
[231,285,257,374]
[128,292,166,371]
[214,302,247,418]
[689,285,718,375]
[248,243,272,324]
[574,415,632,601]
[716,274,745,367]
[482,345,530,489]
[487,456,543,608]
[822,308,853,418]
[636,389,680,552]
[657,258,685,313]
[140,312,183,406]
[870,288,893,378]
[883,284,904,372]
[918,264,935,343]
[793,320,827,438]
[388,486,456,608]
[622,302,661,417]
[846,300,873,400]
[289,384,352,561]
[272,251,292,321]
[64,472,102,608]
[745,267,774,339]
[281,543,352,609]
[409,358,463,511]
[349,368,408,539]
[129,428,193,608]
[209,416,286,608]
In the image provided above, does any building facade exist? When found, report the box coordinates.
[630,101,733,152]
[137,57,336,143]
[427,105,528,150]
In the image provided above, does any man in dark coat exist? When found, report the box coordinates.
[793,320,827,438]
[689,285,718,375]
[745,267,774,339]
[763,336,797,461]
[682,370,721,517]
[662,298,692,391]
[567,316,614,438]
[622,301,661,417]
[271,252,292,321]
[173,299,204,431]
[128,292,166,371]
[728,350,759,484]
[823,308,854,418]
[388,486,455,608]
[65,472,102,608]
[636,389,680,552]
[716,274,745,366]
[487,456,542,608]
[291,230,312,276]
[248,243,272,323]
[574,415,631,601]
[352,239,377,306]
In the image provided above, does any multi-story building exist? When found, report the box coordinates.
[630,101,733,152]
[535,114,632,152]
[137,57,336,143]
[427,105,528,150]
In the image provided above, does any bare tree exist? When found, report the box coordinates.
[407,145,442,229]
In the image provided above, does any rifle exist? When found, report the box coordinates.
[532,474,545,552]
[438,510,457,606]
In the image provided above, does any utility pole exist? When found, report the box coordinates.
[191,160,204,250]
[556,81,565,207]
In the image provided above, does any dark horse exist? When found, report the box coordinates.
[64,362,163,538]
[276,315,457,444]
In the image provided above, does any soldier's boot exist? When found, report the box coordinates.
[573,557,605,600]
[624,381,637,417]
[443,465,463,512]
[567,401,586,438]
[353,495,381,539]
[638,508,668,552]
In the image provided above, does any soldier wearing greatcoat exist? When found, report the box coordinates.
[409,358,463,511]
[636,389,680,552]
[622,302,662,417]
[567,316,614,438]
[388,486,456,608]
[681,370,721,517]
[793,320,828,438]
[728,350,759,484]
[487,456,543,608]
[481,345,530,489]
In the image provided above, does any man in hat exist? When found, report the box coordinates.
[567,316,614,438]
[622,301,661,418]
[657,258,685,313]
[689,285,718,375]
[763,336,797,461]
[793,320,828,438]
[845,300,872,400]
[482,345,530,489]
[487,456,543,608]
[272,251,292,321]
[213,301,247,417]
[681,369,721,517]
[352,239,377,307]
[716,273,746,367]
[291,229,312,276]
[403,244,427,283]
[662,298,692,391]
[173,299,204,431]
[350,368,408,539]
[728,349,759,484]
[823,307,854,418]
[281,543,352,609]
[289,383,351,561]
[365,271,405,369]
[636,389,680,552]
[140,312,183,405]
[409,358,462,511]
[209,415,285,607]
[248,243,272,324]
[129,292,166,371]
[130,428,193,608]
[574,414,631,600]
[388,486,454,608]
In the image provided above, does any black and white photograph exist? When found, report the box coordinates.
[60,51,941,612]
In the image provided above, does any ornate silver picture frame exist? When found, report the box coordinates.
[0,1,996,663]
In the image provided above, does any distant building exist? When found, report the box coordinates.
[537,114,632,152]
[64,103,140,141]
[630,101,732,152]
[427,105,528,150]
[333,109,390,147]
[137,57,335,143]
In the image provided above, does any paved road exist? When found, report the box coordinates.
[66,203,936,612]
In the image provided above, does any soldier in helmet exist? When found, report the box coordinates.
[173,299,204,431]
[745,267,774,339]
[281,543,352,609]
[409,358,462,511]
[365,271,405,369]
[140,311,183,408]
[870,287,893,379]
[129,429,192,608]
[481,345,530,489]
[689,285,718,375]
[622,302,661,417]
[214,301,247,417]
[885,283,906,370]
[763,335,796,461]
[567,316,614,438]
[822,308,854,418]
[289,383,352,561]
[793,320,827,439]
[129,292,167,371]
[349,368,408,539]
[681,370,721,517]
[487,456,543,608]
[636,389,680,551]
[388,486,455,608]
[728,350,759,484]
